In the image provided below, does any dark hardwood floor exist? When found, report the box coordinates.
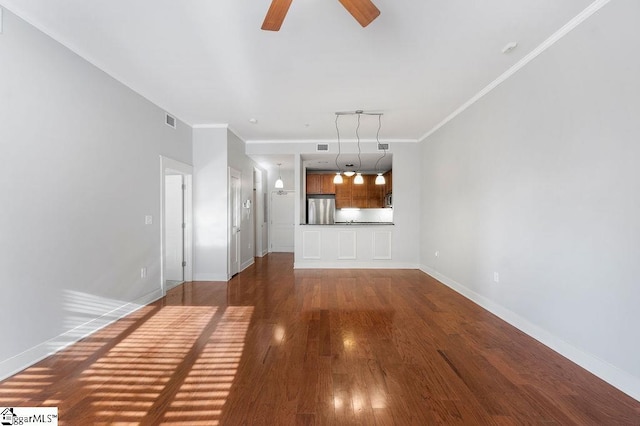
[1,253,639,424]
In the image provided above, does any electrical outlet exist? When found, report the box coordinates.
[141,267,147,278]
[145,215,153,225]
[493,272,499,283]
[435,251,439,258]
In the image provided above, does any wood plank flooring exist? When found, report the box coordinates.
[1,253,639,424]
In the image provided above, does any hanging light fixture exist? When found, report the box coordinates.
[334,110,384,184]
[333,114,343,184]
[374,114,386,185]
[353,112,364,185]
[274,163,284,189]
[344,164,355,177]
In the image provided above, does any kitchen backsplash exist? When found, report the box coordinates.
[335,208,393,223]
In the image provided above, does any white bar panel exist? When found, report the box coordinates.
[373,231,392,260]
[302,230,321,259]
[338,230,357,260]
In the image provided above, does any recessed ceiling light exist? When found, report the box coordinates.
[249,118,258,124]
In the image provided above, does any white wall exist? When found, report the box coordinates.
[420,0,640,400]
[192,127,228,281]
[0,10,192,380]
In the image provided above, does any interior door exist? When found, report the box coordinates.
[164,174,184,285]
[270,190,295,252]
[229,169,241,277]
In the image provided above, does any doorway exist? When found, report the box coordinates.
[161,157,193,294]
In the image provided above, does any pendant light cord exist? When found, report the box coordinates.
[334,114,342,172]
[374,114,386,173]
[356,113,362,172]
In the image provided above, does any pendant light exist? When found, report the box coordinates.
[274,163,284,189]
[353,112,364,185]
[374,114,386,185]
[333,114,343,184]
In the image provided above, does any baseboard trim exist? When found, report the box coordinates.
[241,258,255,272]
[193,273,228,282]
[419,264,640,402]
[0,288,163,382]
[294,261,418,270]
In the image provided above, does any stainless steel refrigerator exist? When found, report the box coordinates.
[307,195,336,224]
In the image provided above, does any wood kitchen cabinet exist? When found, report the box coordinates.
[307,173,336,195]
[335,175,352,208]
[306,174,322,194]
[310,171,392,208]
[384,171,393,196]
[367,175,385,207]
[351,176,368,208]
[321,174,336,194]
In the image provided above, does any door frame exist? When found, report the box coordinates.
[228,167,242,279]
[160,156,193,295]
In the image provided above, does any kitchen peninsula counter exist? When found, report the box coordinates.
[294,223,401,269]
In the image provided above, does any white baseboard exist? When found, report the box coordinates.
[0,288,163,382]
[419,264,640,403]
[193,273,228,282]
[241,258,255,272]
[294,261,418,269]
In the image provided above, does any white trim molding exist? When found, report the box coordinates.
[419,0,612,142]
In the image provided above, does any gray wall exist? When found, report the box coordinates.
[227,129,267,270]
[0,10,192,379]
[420,0,640,399]
[192,127,228,281]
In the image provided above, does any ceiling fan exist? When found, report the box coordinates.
[262,0,380,31]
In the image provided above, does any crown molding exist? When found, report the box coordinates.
[191,123,229,129]
[245,138,418,145]
[419,0,612,142]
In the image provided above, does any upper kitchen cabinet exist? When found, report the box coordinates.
[384,170,393,196]
[322,174,336,194]
[332,172,391,209]
[306,173,336,194]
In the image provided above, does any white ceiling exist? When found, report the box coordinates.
[3,0,592,143]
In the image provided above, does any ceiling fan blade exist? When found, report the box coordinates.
[338,0,380,27]
[262,0,293,31]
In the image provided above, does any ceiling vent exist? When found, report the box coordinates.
[377,143,389,151]
[165,113,176,129]
[316,143,329,152]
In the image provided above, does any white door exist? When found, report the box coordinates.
[164,174,184,283]
[229,169,242,277]
[270,190,295,252]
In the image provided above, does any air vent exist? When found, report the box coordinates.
[316,143,329,152]
[165,113,176,129]
[377,143,389,150]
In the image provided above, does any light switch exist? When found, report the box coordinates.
[145,215,153,225]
